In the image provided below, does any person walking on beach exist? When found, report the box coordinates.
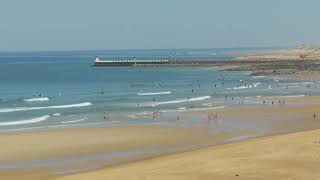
[207,112,211,123]
[208,112,215,123]
[175,115,181,125]
[214,112,218,123]
[176,115,181,122]
[104,105,110,120]
[152,112,156,120]
[104,112,108,120]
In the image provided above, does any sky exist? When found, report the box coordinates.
[0,0,319,51]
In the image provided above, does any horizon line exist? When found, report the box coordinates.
[0,45,286,54]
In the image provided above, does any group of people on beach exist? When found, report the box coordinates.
[152,111,161,120]
[262,100,286,107]
[207,112,218,123]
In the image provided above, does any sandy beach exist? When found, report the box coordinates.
[1,96,320,179]
[3,122,320,180]
[0,125,238,180]
[53,127,320,180]
[1,0,320,179]
[0,125,234,163]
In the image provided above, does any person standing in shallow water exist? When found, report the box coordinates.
[104,112,108,120]
[152,112,156,120]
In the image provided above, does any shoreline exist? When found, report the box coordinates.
[2,51,320,179]
[2,96,320,179]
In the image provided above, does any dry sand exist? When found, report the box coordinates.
[240,45,320,60]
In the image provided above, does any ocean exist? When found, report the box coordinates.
[0,48,317,132]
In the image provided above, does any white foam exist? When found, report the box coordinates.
[178,106,225,112]
[253,76,265,79]
[24,97,50,102]
[164,106,225,113]
[53,113,61,116]
[145,96,211,107]
[151,106,225,114]
[0,102,93,113]
[128,111,153,119]
[137,91,171,96]
[231,86,249,90]
[253,82,261,87]
[61,118,87,124]
[227,82,261,90]
[0,115,50,126]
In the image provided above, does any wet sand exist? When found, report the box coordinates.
[0,125,238,179]
[0,125,232,164]
[54,128,320,180]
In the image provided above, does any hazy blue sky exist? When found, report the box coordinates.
[0,0,319,51]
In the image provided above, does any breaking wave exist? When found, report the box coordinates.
[61,118,88,124]
[0,102,92,113]
[137,91,171,96]
[0,115,50,126]
[24,97,50,102]
[144,96,211,107]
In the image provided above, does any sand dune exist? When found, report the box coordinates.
[241,44,320,60]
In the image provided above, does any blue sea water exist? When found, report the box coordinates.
[0,48,317,132]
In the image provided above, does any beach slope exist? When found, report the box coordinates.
[55,129,320,180]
